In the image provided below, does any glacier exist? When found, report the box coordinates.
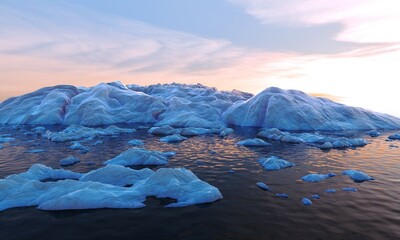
[0,164,223,211]
[0,82,399,131]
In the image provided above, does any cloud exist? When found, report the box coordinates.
[229,0,400,43]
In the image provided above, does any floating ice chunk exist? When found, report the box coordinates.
[388,133,400,140]
[179,127,210,136]
[25,149,45,153]
[311,194,320,199]
[60,156,80,166]
[148,125,178,135]
[219,128,234,137]
[6,164,83,182]
[237,138,270,147]
[258,156,295,171]
[128,139,144,146]
[256,182,271,191]
[0,144,3,149]
[80,165,154,187]
[46,124,136,142]
[276,193,288,198]
[319,142,334,149]
[160,134,187,143]
[227,170,235,174]
[134,168,223,207]
[301,173,336,182]
[104,148,172,166]
[342,187,358,192]
[365,130,381,137]
[342,170,374,182]
[32,126,46,135]
[69,142,90,153]
[302,198,312,206]
[325,189,336,193]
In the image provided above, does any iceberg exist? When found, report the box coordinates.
[223,87,400,130]
[256,182,271,191]
[237,138,270,147]
[258,156,295,171]
[258,128,368,149]
[342,170,374,182]
[311,194,320,199]
[365,130,381,137]
[302,198,312,206]
[301,173,336,182]
[59,156,81,166]
[104,148,172,166]
[159,134,187,143]
[0,164,222,211]
[46,124,136,142]
[1,83,397,131]
[127,139,144,146]
[342,187,358,192]
[388,133,400,140]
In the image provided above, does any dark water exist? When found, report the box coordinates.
[0,125,399,240]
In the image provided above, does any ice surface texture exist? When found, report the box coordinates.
[0,164,222,211]
[1,82,399,130]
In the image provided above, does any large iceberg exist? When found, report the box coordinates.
[0,164,223,211]
[223,87,400,130]
[1,82,398,131]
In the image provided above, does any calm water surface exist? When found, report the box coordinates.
[0,125,399,240]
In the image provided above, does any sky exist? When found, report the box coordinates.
[0,0,399,116]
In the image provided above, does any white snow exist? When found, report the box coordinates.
[237,138,270,147]
[258,156,295,171]
[0,164,222,211]
[160,134,187,143]
[59,156,80,166]
[46,124,135,142]
[342,170,374,182]
[301,173,336,182]
[104,148,173,166]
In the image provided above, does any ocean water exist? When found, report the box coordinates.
[0,125,399,240]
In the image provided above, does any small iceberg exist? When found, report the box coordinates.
[342,170,374,182]
[388,133,400,140]
[276,193,288,198]
[342,187,358,192]
[59,156,81,166]
[301,172,336,182]
[237,138,270,147]
[128,139,144,146]
[25,149,45,153]
[257,156,295,171]
[365,130,381,137]
[325,189,336,193]
[311,194,320,199]
[256,182,271,191]
[160,134,187,143]
[69,142,90,153]
[302,198,312,206]
[104,148,173,166]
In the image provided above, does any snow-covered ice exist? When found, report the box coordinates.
[258,156,295,171]
[342,170,374,182]
[104,148,173,166]
[301,173,336,182]
[237,138,270,147]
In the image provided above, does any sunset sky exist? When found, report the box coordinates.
[1,0,399,116]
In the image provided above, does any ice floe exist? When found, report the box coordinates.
[258,156,295,171]
[237,138,270,147]
[59,156,81,166]
[301,173,336,182]
[0,164,222,211]
[342,170,374,182]
[160,134,188,143]
[46,124,136,142]
[104,148,174,166]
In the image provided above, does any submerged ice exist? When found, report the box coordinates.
[0,164,222,211]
